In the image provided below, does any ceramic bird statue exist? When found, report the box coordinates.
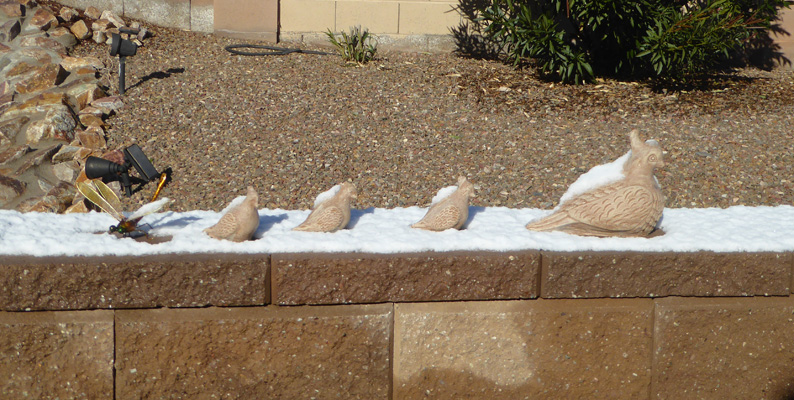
[204,186,260,242]
[526,130,665,237]
[412,176,474,231]
[293,182,357,232]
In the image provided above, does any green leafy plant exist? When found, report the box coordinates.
[326,26,378,64]
[465,0,791,84]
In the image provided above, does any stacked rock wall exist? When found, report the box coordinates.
[0,0,147,212]
[1,251,793,398]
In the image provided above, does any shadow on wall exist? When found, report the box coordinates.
[448,0,500,60]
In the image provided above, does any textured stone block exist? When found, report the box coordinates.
[115,305,392,399]
[399,2,460,35]
[272,251,540,305]
[0,310,114,399]
[190,0,214,33]
[653,297,794,398]
[542,251,792,298]
[394,299,653,399]
[214,0,278,42]
[281,0,336,32]
[0,254,269,311]
[337,0,399,33]
[125,0,190,30]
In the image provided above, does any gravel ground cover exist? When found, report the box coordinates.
[70,26,794,213]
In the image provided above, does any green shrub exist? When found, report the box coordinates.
[466,0,791,84]
[326,26,378,64]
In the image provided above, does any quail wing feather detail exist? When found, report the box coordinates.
[204,186,260,242]
[526,130,665,237]
[293,182,357,232]
[412,176,474,231]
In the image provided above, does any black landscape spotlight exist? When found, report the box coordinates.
[85,144,161,197]
[109,28,139,95]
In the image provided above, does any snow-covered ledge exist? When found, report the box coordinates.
[1,207,793,399]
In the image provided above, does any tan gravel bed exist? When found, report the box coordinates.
[70,26,794,213]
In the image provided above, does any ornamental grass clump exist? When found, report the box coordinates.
[326,26,378,65]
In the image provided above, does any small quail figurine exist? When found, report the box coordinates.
[204,186,260,242]
[526,130,666,237]
[293,182,357,232]
[412,176,474,231]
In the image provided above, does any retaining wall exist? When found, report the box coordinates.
[1,251,793,398]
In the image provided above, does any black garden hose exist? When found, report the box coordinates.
[224,44,335,56]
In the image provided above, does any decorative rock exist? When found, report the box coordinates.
[69,19,90,40]
[13,144,62,176]
[0,174,25,206]
[52,160,79,182]
[0,19,21,42]
[58,6,78,23]
[67,82,105,109]
[73,146,97,162]
[0,130,9,151]
[0,145,32,166]
[0,117,30,146]
[90,96,124,115]
[100,10,125,28]
[64,199,88,213]
[78,105,103,117]
[91,30,105,44]
[137,27,150,41]
[76,125,106,149]
[91,19,112,32]
[25,106,76,144]
[5,61,38,79]
[60,56,103,72]
[52,145,81,162]
[0,42,10,57]
[47,26,77,49]
[0,1,24,18]
[2,93,66,121]
[78,113,104,128]
[17,47,52,64]
[18,35,66,54]
[29,8,58,31]
[84,6,101,20]
[15,64,69,94]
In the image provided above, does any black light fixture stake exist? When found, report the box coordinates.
[85,144,161,197]
[109,28,139,95]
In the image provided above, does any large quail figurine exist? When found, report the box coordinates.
[204,186,260,242]
[412,176,474,231]
[293,182,357,232]
[526,130,665,237]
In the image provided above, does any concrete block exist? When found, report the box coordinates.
[0,310,114,399]
[336,1,399,34]
[0,254,269,311]
[115,305,392,398]
[653,296,794,398]
[394,299,653,398]
[272,251,540,305]
[541,251,791,298]
[214,0,278,42]
[55,0,123,15]
[399,2,461,35]
[281,0,336,32]
[125,0,190,30]
[190,0,214,33]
